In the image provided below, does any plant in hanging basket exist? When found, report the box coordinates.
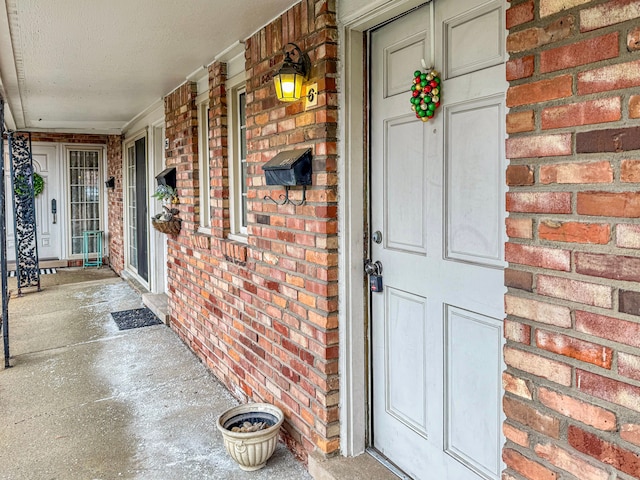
[152,205,181,235]
[152,184,178,204]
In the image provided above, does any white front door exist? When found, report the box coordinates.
[370,1,506,479]
[5,144,61,262]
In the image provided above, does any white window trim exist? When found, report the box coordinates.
[227,71,247,242]
[122,130,148,282]
[64,144,105,259]
[197,91,212,231]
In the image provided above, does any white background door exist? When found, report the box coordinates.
[370,1,506,479]
[5,144,61,262]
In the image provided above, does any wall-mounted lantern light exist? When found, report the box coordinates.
[273,43,316,103]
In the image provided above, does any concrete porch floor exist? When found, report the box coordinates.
[0,268,311,479]
[0,268,399,480]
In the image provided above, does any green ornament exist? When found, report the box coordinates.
[414,70,421,77]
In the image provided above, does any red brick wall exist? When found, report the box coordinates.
[165,0,338,461]
[106,135,124,274]
[29,133,108,144]
[505,1,640,479]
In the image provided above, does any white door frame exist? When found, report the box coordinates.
[122,128,150,289]
[149,120,168,295]
[63,143,107,261]
[123,100,165,293]
[337,0,428,457]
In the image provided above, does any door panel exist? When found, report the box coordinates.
[445,306,503,479]
[385,287,428,437]
[5,145,61,262]
[445,2,504,78]
[445,97,504,266]
[385,116,427,253]
[370,2,506,479]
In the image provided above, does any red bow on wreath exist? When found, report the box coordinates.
[410,68,441,122]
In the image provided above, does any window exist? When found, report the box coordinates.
[198,97,211,229]
[124,136,149,281]
[69,149,101,255]
[126,144,138,269]
[229,80,247,237]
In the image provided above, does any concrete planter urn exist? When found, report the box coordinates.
[216,403,284,471]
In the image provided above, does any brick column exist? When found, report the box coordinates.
[106,135,124,274]
[504,1,640,479]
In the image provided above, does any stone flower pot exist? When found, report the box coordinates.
[216,403,284,471]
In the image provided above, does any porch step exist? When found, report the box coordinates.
[308,451,400,480]
[142,292,169,325]
[120,270,147,295]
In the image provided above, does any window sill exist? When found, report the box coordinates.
[227,232,248,245]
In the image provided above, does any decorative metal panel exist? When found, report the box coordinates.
[8,132,40,294]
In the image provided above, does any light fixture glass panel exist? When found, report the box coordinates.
[274,71,304,102]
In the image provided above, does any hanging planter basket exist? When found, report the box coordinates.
[151,206,181,235]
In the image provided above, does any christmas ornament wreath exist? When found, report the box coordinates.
[410,67,441,122]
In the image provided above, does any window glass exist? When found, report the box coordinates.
[69,150,101,255]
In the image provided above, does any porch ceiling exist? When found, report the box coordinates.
[0,0,296,134]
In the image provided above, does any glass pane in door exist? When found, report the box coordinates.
[127,145,138,269]
[69,150,101,254]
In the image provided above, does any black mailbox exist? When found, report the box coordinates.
[156,166,177,188]
[262,148,312,186]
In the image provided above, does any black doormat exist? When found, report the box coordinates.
[111,307,162,330]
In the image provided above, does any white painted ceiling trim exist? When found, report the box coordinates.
[121,99,164,139]
[0,0,297,134]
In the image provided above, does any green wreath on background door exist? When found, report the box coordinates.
[14,172,44,197]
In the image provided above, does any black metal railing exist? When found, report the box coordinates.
[0,96,11,367]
